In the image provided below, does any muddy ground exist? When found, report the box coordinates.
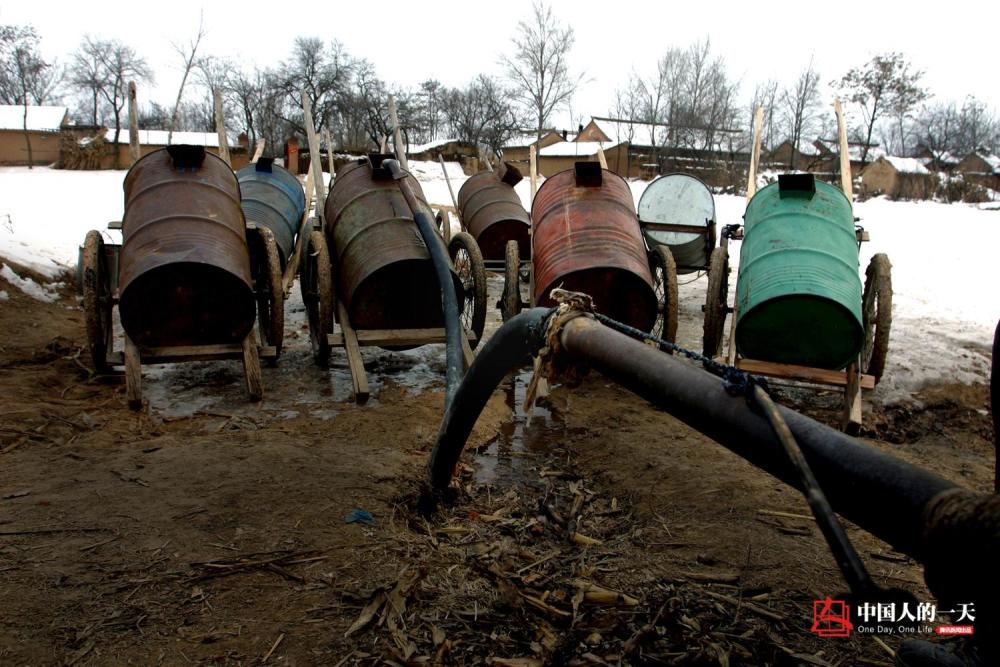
[0,262,995,666]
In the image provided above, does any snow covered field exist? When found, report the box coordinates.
[1,163,996,404]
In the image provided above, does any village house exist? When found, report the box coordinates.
[955,149,1000,191]
[406,138,480,174]
[860,156,936,200]
[0,104,69,165]
[500,130,565,170]
[92,128,249,170]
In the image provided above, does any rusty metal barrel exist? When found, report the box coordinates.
[324,155,461,332]
[456,163,530,260]
[531,162,657,330]
[118,145,256,348]
[236,159,305,267]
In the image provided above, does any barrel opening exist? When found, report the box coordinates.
[499,162,523,187]
[367,153,396,180]
[119,262,256,347]
[574,161,603,188]
[778,173,816,199]
[166,144,207,170]
[255,157,275,173]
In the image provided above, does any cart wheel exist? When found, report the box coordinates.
[861,253,892,382]
[242,331,263,402]
[255,228,284,363]
[448,231,487,348]
[299,231,333,364]
[702,246,730,358]
[500,240,522,323]
[648,246,678,346]
[82,230,113,374]
[124,335,142,410]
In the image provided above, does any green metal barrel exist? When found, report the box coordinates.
[736,175,862,370]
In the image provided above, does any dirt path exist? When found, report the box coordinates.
[0,265,994,665]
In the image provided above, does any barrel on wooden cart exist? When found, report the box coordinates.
[118,145,256,348]
[236,159,305,268]
[637,173,716,274]
[456,164,530,261]
[531,163,657,331]
[736,175,863,369]
[324,157,463,334]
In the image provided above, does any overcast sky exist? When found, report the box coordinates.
[3,0,998,130]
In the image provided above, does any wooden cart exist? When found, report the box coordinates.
[703,103,892,433]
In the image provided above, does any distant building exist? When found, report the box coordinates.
[536,140,628,177]
[914,146,962,172]
[0,105,69,165]
[93,128,249,170]
[955,149,1000,191]
[406,138,480,174]
[500,130,564,168]
[762,140,826,172]
[812,138,884,180]
[860,156,935,200]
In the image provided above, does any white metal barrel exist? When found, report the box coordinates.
[638,173,716,274]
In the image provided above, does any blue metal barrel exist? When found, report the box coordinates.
[236,159,306,266]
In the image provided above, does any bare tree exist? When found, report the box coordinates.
[781,60,821,168]
[500,0,582,139]
[442,75,524,157]
[1,24,59,167]
[836,52,927,163]
[167,12,206,143]
[95,40,152,167]
[277,38,351,137]
[69,36,104,125]
[750,79,779,151]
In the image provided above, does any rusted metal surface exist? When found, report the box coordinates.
[118,145,256,347]
[236,159,306,266]
[324,156,461,332]
[531,164,656,330]
[456,165,530,261]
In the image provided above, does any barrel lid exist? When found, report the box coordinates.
[638,173,714,246]
[638,173,714,226]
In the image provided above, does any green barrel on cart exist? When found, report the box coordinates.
[736,175,863,370]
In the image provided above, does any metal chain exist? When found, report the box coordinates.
[590,312,768,398]
[589,310,879,598]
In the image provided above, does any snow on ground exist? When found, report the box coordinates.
[0,263,61,302]
[1,165,997,404]
[0,166,126,277]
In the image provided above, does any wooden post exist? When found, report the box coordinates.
[213,89,231,167]
[379,135,389,154]
[388,95,408,171]
[481,149,494,172]
[301,91,326,225]
[529,144,538,204]
[439,153,460,241]
[746,106,764,200]
[281,167,315,295]
[726,106,764,366]
[597,144,608,170]
[127,81,140,166]
[251,139,266,163]
[834,99,854,202]
[322,128,334,179]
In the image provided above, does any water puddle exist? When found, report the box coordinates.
[473,368,566,485]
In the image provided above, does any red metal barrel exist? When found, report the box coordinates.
[456,165,530,261]
[118,145,256,347]
[324,156,462,332]
[531,163,656,330]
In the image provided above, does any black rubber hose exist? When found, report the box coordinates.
[427,307,553,490]
[382,159,464,406]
